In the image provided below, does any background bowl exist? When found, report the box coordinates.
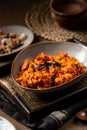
[11,41,87,94]
[50,0,87,29]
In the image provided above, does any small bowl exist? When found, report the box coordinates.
[50,0,87,29]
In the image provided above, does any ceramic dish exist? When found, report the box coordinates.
[0,116,16,130]
[50,0,86,16]
[49,0,87,29]
[11,41,87,94]
[0,25,34,58]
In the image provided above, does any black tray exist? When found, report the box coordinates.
[0,74,87,123]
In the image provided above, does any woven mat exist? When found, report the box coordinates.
[0,74,87,112]
[25,0,87,42]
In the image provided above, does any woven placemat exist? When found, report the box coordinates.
[25,0,87,42]
[0,74,87,111]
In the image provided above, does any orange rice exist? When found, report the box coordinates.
[16,52,86,90]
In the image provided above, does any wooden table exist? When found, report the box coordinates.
[0,0,87,130]
[1,109,87,130]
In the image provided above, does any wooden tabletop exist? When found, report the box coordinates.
[1,109,87,130]
[0,0,87,130]
[0,109,31,130]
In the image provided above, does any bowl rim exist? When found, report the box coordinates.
[49,0,87,16]
[11,41,87,94]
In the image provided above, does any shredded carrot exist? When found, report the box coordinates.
[16,52,86,90]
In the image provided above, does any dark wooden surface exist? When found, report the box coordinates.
[0,0,87,130]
